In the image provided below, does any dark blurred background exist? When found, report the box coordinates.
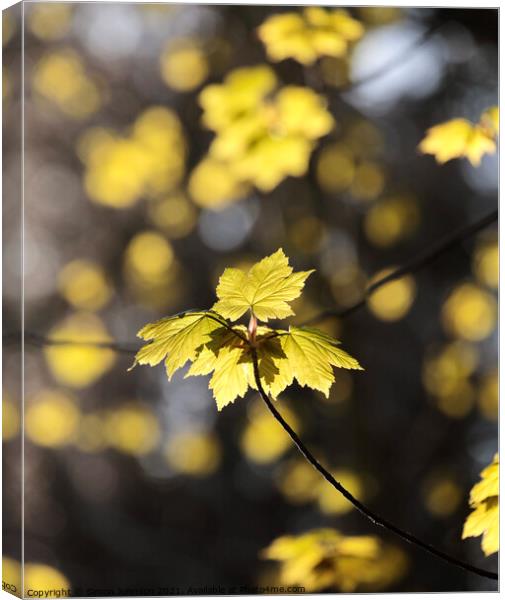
[2,3,498,595]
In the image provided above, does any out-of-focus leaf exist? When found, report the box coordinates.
[419,107,499,167]
[462,453,499,556]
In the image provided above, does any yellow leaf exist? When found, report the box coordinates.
[132,311,228,379]
[463,498,499,556]
[262,529,406,592]
[462,453,499,556]
[273,326,363,397]
[419,117,497,166]
[199,65,277,131]
[275,86,334,139]
[480,106,499,136]
[187,327,251,410]
[198,66,334,194]
[212,248,314,322]
[257,8,364,65]
[133,251,363,409]
[470,454,499,505]
[208,342,251,410]
[465,126,497,167]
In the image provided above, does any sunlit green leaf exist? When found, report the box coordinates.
[213,248,314,322]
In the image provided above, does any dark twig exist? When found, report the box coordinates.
[250,348,497,581]
[6,310,246,355]
[5,208,498,351]
[20,331,139,355]
[301,208,498,326]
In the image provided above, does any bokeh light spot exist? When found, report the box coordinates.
[26,390,80,448]
[367,269,415,321]
[58,259,112,311]
[442,283,496,341]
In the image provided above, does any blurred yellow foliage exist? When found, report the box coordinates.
[240,401,299,464]
[346,120,384,156]
[33,49,101,119]
[2,556,21,594]
[258,8,364,65]
[316,143,355,192]
[288,216,327,254]
[279,458,321,504]
[279,459,363,516]
[317,470,363,515]
[422,341,477,418]
[165,431,221,476]
[349,161,385,201]
[463,454,499,556]
[44,312,116,388]
[24,563,71,596]
[28,4,72,40]
[3,392,20,440]
[419,107,499,166]
[105,404,160,456]
[58,259,112,311]
[125,230,174,282]
[317,121,385,202]
[357,7,403,25]
[364,196,420,247]
[26,390,80,447]
[147,194,196,238]
[480,106,499,136]
[442,283,496,341]
[79,107,185,208]
[160,38,209,91]
[3,11,15,47]
[367,270,416,321]
[319,56,351,88]
[188,157,249,209]
[123,230,183,309]
[423,475,462,517]
[197,65,333,194]
[263,529,407,592]
[473,238,498,290]
[435,380,474,418]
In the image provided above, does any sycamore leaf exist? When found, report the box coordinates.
[251,326,363,399]
[462,453,499,556]
[132,252,363,410]
[274,326,363,397]
[189,324,361,409]
[187,326,251,410]
[208,343,250,410]
[212,248,314,322]
[132,311,230,379]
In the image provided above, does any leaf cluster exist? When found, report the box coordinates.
[131,249,362,409]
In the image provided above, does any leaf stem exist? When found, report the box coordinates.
[250,348,498,581]
[301,208,498,326]
[248,313,258,346]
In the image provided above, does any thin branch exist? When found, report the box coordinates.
[5,207,498,352]
[250,348,497,581]
[301,208,498,326]
[6,310,246,355]
[20,331,139,355]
